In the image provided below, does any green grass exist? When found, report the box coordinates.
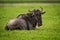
[0,0,60,1]
[0,0,60,3]
[0,3,60,40]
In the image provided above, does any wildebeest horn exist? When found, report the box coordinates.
[28,10,32,12]
[28,10,34,16]
[40,7,43,11]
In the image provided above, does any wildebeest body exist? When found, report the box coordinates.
[5,14,36,30]
[5,9,45,30]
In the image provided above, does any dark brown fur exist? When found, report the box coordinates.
[5,9,45,30]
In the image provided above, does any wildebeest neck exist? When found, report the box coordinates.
[24,14,37,27]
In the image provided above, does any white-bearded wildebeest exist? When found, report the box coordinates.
[5,8,45,30]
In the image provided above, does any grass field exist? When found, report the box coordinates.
[0,3,60,40]
[0,0,60,3]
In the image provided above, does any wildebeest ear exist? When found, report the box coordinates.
[42,12,46,14]
[40,7,46,14]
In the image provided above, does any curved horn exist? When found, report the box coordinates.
[28,10,32,12]
[40,7,43,11]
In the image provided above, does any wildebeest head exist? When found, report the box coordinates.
[29,7,46,27]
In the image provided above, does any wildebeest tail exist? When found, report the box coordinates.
[5,26,9,30]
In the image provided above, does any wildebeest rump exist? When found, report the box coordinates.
[5,8,45,30]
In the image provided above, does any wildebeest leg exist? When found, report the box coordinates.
[18,19,35,30]
[5,25,9,30]
[5,25,15,30]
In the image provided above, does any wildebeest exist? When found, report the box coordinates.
[5,8,45,30]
